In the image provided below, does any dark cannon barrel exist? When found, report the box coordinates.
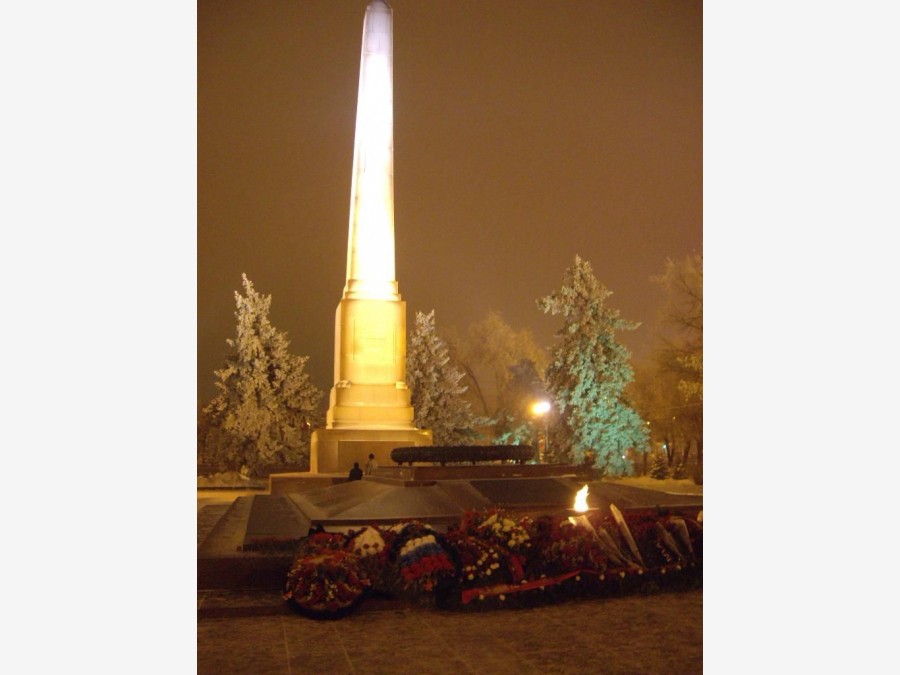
[390,445,535,466]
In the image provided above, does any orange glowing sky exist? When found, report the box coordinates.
[198,0,702,403]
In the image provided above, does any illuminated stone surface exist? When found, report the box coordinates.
[313,0,431,472]
[344,0,398,302]
[197,479,702,588]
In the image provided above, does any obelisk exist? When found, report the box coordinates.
[311,0,431,474]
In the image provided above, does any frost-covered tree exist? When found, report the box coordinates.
[538,255,649,475]
[406,310,480,445]
[203,274,323,473]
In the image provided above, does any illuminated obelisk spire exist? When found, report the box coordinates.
[344,0,398,302]
[312,0,430,473]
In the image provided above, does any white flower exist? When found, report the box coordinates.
[352,527,385,557]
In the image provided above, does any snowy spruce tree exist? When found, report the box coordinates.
[406,310,480,445]
[538,255,649,475]
[204,274,323,473]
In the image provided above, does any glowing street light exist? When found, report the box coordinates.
[532,401,551,416]
[531,400,551,462]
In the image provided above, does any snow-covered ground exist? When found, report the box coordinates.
[609,476,703,496]
[197,471,267,489]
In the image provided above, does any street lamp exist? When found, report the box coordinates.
[531,400,551,463]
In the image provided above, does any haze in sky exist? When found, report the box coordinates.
[198,0,702,403]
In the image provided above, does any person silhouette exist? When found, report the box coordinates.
[348,462,363,481]
[365,453,378,475]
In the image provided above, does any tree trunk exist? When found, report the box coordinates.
[664,435,675,466]
[461,363,490,417]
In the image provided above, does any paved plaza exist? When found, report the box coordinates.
[198,587,702,674]
[198,484,702,674]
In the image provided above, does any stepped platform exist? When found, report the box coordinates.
[199,468,702,590]
[267,463,582,494]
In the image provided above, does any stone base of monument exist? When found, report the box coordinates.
[198,468,703,590]
[372,463,583,481]
[310,427,433,474]
[267,472,347,495]
[268,463,582,494]
[200,467,592,590]
[198,495,312,590]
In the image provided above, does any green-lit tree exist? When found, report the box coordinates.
[203,274,323,473]
[406,310,481,445]
[537,255,649,475]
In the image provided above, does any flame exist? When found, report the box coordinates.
[573,484,589,512]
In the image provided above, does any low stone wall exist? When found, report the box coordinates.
[198,463,310,478]
[373,463,582,481]
[268,473,349,496]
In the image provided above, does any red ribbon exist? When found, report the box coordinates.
[460,570,583,605]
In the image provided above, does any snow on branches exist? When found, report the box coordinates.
[406,310,480,445]
[203,274,323,472]
[538,256,649,475]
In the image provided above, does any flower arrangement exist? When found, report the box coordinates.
[526,515,610,578]
[381,522,455,600]
[476,512,531,551]
[397,533,455,590]
[345,526,392,592]
[596,509,701,571]
[350,526,386,557]
[447,510,532,587]
[283,549,368,615]
[281,506,702,617]
[446,530,508,588]
[299,531,349,554]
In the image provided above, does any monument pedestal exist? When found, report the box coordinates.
[326,297,415,428]
[311,427,432,474]
[309,0,433,477]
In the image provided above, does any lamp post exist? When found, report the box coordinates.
[531,401,551,463]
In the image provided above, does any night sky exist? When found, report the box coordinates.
[198,0,702,403]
